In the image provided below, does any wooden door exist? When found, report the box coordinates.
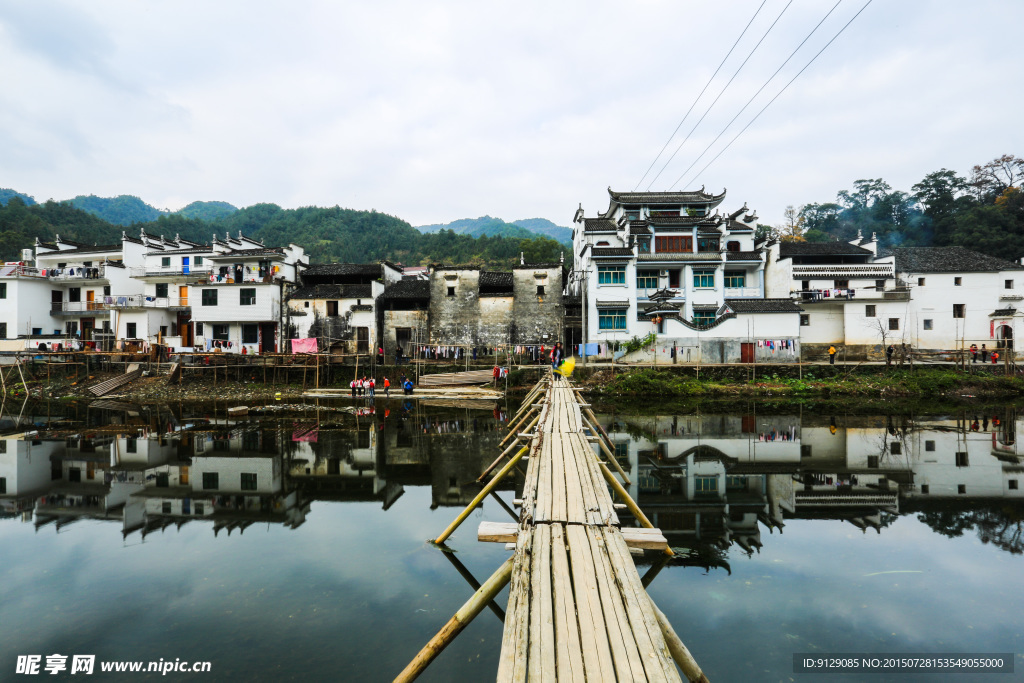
[179,286,189,307]
[741,342,754,363]
[86,290,96,311]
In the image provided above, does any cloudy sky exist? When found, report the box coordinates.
[1,0,1021,228]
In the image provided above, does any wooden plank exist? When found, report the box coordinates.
[538,524,557,682]
[565,525,616,682]
[601,527,679,682]
[550,524,586,681]
[620,527,669,550]
[561,434,587,526]
[478,521,518,543]
[535,435,550,523]
[587,526,647,682]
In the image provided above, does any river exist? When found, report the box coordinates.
[1,398,1021,681]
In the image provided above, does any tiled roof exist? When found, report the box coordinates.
[628,222,651,235]
[479,271,514,288]
[289,284,373,300]
[350,304,374,312]
[726,251,762,261]
[591,247,633,257]
[208,247,285,258]
[727,220,753,231]
[608,187,726,204]
[779,242,873,258]
[105,260,126,268]
[302,263,382,277]
[725,298,803,313]
[646,214,721,226]
[991,308,1017,317]
[39,244,123,256]
[891,246,1024,273]
[583,218,617,232]
[380,279,430,300]
[637,253,721,262]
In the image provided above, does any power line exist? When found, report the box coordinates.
[645,0,793,191]
[633,0,768,191]
[683,0,875,190]
[668,0,844,190]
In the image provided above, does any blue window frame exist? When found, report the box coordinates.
[636,270,659,290]
[598,308,627,330]
[598,265,626,285]
[724,270,745,288]
[692,311,716,325]
[693,269,715,288]
[695,476,718,493]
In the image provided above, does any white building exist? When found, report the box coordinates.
[572,188,802,363]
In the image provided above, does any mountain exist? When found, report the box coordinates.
[68,195,239,226]
[512,218,572,245]
[176,200,238,221]
[0,198,566,267]
[417,215,572,245]
[0,188,37,206]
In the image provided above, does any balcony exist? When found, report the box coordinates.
[0,264,45,279]
[51,295,191,315]
[797,286,910,303]
[791,263,895,279]
[724,286,761,298]
[41,264,109,283]
[130,266,212,280]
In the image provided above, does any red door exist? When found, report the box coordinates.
[741,343,754,363]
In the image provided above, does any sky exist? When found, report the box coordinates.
[1,0,1022,229]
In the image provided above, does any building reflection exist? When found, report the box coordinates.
[2,402,1022,560]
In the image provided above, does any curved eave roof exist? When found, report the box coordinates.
[607,187,726,205]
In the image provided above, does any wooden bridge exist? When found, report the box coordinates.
[396,374,708,682]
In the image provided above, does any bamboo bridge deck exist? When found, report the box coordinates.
[495,375,681,682]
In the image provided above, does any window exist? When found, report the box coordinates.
[695,476,718,493]
[242,324,258,344]
[875,279,886,290]
[801,280,810,291]
[1006,280,1015,290]
[636,270,659,289]
[697,237,719,252]
[834,279,849,289]
[955,451,968,467]
[800,314,810,326]
[890,442,902,454]
[925,440,935,452]
[693,269,715,288]
[598,308,627,330]
[32,328,41,335]
[447,286,455,297]
[637,238,650,254]
[692,311,716,325]
[953,304,965,319]
[201,289,218,306]
[655,236,692,252]
[868,456,879,468]
[1010,479,1019,490]
[923,319,933,330]
[918,277,926,286]
[724,270,745,288]
[954,276,962,286]
[0,440,5,454]
[0,283,5,299]
[195,502,205,515]
[0,323,6,339]
[0,477,5,494]
[727,241,740,252]
[239,288,256,306]
[194,256,203,265]
[212,324,229,341]
[103,285,110,296]
[69,287,81,303]
[958,484,966,495]
[126,438,137,453]
[65,321,78,336]
[202,472,219,490]
[240,473,258,491]
[155,283,168,298]
[921,484,929,494]
[597,265,626,285]
[304,301,309,308]
[888,318,899,331]
[126,322,137,338]
[326,301,339,316]
[536,285,545,296]
[865,305,876,317]
[195,322,204,335]
[161,257,171,267]
[668,270,680,289]
[801,444,812,458]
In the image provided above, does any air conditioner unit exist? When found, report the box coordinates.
[659,270,668,277]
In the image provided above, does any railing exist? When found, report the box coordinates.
[51,295,191,313]
[797,286,910,302]
[724,286,761,298]
[0,264,45,278]
[792,263,894,278]
[38,264,108,280]
[129,266,213,278]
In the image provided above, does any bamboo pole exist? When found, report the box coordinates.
[434,445,529,545]
[585,419,631,485]
[477,426,535,482]
[499,409,539,448]
[648,596,710,683]
[393,556,514,683]
[596,458,673,557]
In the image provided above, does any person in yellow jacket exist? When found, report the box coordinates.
[828,345,837,365]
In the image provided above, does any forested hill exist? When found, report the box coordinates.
[779,154,1024,259]
[417,215,573,245]
[0,198,566,267]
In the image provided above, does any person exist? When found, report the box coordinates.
[992,350,1000,365]
[551,342,564,370]
[362,376,369,396]
[377,346,384,365]
[383,377,390,397]
[970,343,978,363]
[885,344,894,366]
[981,344,988,363]
[350,378,357,398]
[369,377,376,397]
[493,365,500,386]
[403,378,414,395]
[395,345,402,365]
[828,345,837,365]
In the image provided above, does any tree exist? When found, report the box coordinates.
[968,154,1024,200]
[776,205,805,241]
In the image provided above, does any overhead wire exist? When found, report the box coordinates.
[633,0,769,191]
[682,0,876,189]
[645,0,794,191]
[667,0,845,190]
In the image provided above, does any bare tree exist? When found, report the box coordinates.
[969,154,1024,199]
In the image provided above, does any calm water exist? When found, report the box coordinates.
[1,399,1022,681]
